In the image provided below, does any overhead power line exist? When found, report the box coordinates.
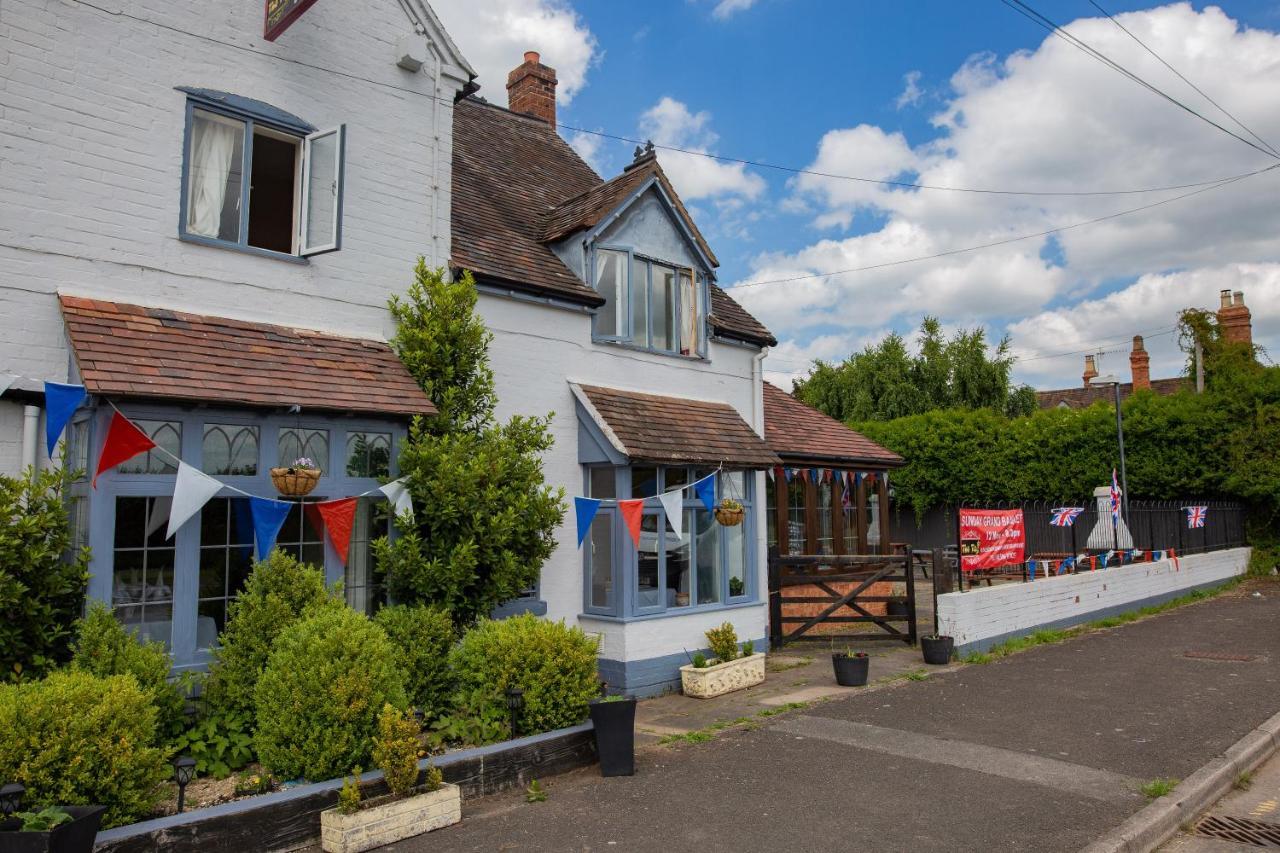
[63,0,1275,199]
[998,0,1280,162]
[1085,0,1280,158]
[728,163,1280,291]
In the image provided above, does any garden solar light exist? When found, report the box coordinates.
[0,782,23,817]
[412,707,425,729]
[505,686,525,739]
[173,756,197,813]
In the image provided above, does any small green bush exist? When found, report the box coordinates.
[71,601,186,742]
[0,670,169,828]
[705,622,739,663]
[374,604,455,718]
[254,606,407,782]
[372,704,419,797]
[450,614,599,736]
[427,686,509,749]
[337,770,361,815]
[172,709,254,779]
[204,550,330,720]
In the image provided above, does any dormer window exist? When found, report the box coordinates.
[593,248,705,357]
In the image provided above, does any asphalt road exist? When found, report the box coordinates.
[388,580,1280,853]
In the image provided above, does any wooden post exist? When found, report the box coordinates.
[774,475,790,556]
[877,476,890,557]
[904,546,917,646]
[855,477,869,555]
[833,471,846,557]
[931,547,950,637]
[767,546,782,650]
[804,476,819,554]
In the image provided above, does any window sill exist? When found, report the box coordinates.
[179,232,310,265]
[579,598,761,624]
[490,598,548,619]
[590,337,708,363]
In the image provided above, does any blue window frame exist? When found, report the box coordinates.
[582,466,756,618]
[177,88,345,262]
[85,403,405,670]
[589,246,708,358]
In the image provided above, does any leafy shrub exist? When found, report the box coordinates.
[449,614,599,736]
[426,686,509,749]
[337,771,361,815]
[0,670,168,828]
[374,604,455,718]
[172,709,254,779]
[742,640,755,657]
[254,606,407,782]
[0,467,89,681]
[204,550,329,720]
[15,806,74,831]
[372,704,419,797]
[690,653,708,669]
[705,622,739,663]
[232,770,274,796]
[71,601,186,743]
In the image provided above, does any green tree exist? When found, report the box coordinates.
[0,466,89,681]
[376,264,566,627]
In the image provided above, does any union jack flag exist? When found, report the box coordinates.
[1185,505,1207,529]
[1050,507,1084,527]
[1110,468,1122,525]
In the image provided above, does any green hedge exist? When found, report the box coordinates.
[0,670,169,828]
[374,604,455,719]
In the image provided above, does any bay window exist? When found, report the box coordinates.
[591,247,706,356]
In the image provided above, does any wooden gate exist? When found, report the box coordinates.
[767,550,916,649]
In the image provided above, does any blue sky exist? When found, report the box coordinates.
[433,1,1280,389]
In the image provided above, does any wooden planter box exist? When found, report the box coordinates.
[320,783,461,853]
[679,652,766,699]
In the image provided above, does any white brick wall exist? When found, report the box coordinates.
[0,0,466,474]
[937,548,1252,653]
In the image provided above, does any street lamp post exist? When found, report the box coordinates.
[1093,375,1131,525]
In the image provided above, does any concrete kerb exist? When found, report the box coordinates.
[1079,709,1280,853]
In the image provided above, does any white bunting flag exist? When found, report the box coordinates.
[0,375,16,398]
[145,496,173,539]
[658,488,684,540]
[167,461,225,539]
[379,477,414,522]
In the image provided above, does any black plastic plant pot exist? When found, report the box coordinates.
[921,636,955,666]
[887,600,910,617]
[831,654,869,687]
[588,697,637,777]
[0,805,106,853]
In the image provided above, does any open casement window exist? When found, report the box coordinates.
[592,250,705,357]
[299,125,345,255]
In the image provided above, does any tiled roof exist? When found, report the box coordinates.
[763,382,904,468]
[451,97,772,346]
[59,295,436,417]
[574,383,780,469]
[1036,377,1187,409]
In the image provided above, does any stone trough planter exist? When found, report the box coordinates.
[320,784,461,853]
[679,652,766,699]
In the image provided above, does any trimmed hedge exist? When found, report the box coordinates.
[374,604,455,719]
[450,614,599,736]
[254,605,407,781]
[0,670,169,828]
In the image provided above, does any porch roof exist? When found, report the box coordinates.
[572,383,780,469]
[763,382,904,469]
[58,295,436,418]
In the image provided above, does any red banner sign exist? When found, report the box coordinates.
[264,0,319,41]
[959,509,1026,572]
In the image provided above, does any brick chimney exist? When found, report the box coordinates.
[1129,335,1150,391]
[1082,354,1098,387]
[507,50,557,125]
[1217,289,1253,347]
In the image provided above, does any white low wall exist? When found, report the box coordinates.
[937,548,1251,655]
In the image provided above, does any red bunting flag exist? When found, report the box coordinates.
[316,497,358,565]
[94,411,156,487]
[619,499,644,549]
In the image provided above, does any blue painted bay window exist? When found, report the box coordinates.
[582,465,755,619]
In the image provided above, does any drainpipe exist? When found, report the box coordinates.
[22,404,40,472]
[751,347,768,434]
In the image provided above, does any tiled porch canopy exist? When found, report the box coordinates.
[59,295,435,417]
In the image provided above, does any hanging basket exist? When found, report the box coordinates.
[714,501,744,527]
[270,466,321,497]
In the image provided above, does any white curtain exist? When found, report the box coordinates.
[187,114,240,238]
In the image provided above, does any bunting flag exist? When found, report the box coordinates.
[766,467,775,481]
[694,474,716,512]
[1153,550,1165,562]
[1102,550,1115,567]
[145,496,172,539]
[809,468,820,485]
[378,478,415,523]
[659,489,684,540]
[168,461,225,539]
[883,471,889,490]
[0,375,16,397]
[1089,556,1098,571]
[841,479,854,513]
[44,381,86,458]
[822,468,832,483]
[317,498,358,565]
[618,499,645,548]
[1059,556,1075,574]
[1170,548,1180,571]
[249,496,292,561]
[1028,560,1036,580]
[93,411,156,487]
[575,497,602,547]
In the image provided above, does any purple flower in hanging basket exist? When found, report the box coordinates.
[291,457,317,470]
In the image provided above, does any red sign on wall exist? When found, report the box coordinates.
[958,509,1026,572]
[264,0,319,41]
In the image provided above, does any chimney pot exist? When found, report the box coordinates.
[1233,290,1245,306]
[524,50,540,64]
[1083,354,1098,387]
[1220,289,1232,308]
[507,50,558,125]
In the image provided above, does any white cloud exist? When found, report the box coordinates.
[430,0,599,104]
[895,70,924,110]
[728,3,1280,389]
[566,129,606,174]
[639,97,766,201]
[711,0,759,20]
[764,329,889,390]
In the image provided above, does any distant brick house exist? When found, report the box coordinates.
[1036,289,1252,409]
